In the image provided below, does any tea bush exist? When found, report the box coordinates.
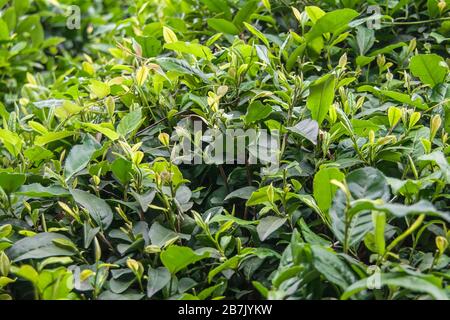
[0,0,449,300]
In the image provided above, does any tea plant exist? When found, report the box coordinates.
[0,0,449,300]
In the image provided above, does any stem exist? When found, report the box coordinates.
[281,80,301,157]
[218,165,229,193]
[93,261,99,300]
[384,214,425,257]
[168,276,173,296]
[383,17,450,25]
[6,194,14,216]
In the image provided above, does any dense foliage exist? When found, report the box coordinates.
[0,0,449,300]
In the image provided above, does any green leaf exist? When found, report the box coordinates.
[0,277,15,291]
[243,22,269,47]
[244,101,272,124]
[311,245,357,289]
[349,199,450,222]
[200,0,231,20]
[305,6,326,23]
[418,151,450,183]
[82,123,120,141]
[224,186,257,201]
[164,41,213,60]
[355,55,375,67]
[427,0,441,18]
[287,119,319,145]
[197,282,224,300]
[286,43,307,71]
[149,222,179,248]
[162,26,178,44]
[38,257,73,271]
[0,224,12,238]
[0,18,9,40]
[7,233,76,262]
[330,190,373,248]
[342,273,448,300]
[298,218,331,246]
[24,146,54,163]
[367,42,406,57]
[380,90,427,110]
[17,184,69,198]
[346,167,390,201]
[207,249,255,283]
[246,186,281,206]
[350,119,382,136]
[313,167,345,212]
[135,36,162,58]
[292,194,326,223]
[132,190,156,212]
[388,106,402,128]
[18,15,43,47]
[207,18,240,35]
[71,189,114,230]
[0,172,26,194]
[156,57,210,82]
[88,80,110,99]
[2,7,16,32]
[354,26,375,55]
[147,267,171,298]
[409,54,447,87]
[160,245,210,274]
[257,216,287,241]
[0,128,23,156]
[306,74,336,125]
[13,0,30,17]
[209,213,258,226]
[38,267,74,300]
[12,265,38,284]
[64,136,100,180]
[98,290,144,300]
[117,108,143,136]
[35,131,74,146]
[306,9,359,41]
[55,101,83,120]
[233,0,259,29]
[111,158,133,185]
[372,211,386,255]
